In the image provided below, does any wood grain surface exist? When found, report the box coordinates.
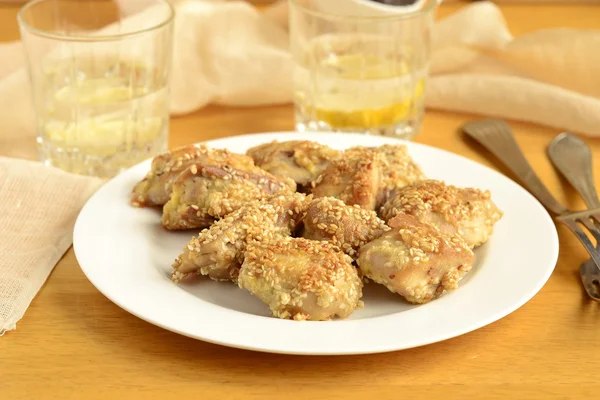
[2,1,600,399]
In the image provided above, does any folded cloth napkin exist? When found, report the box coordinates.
[1,0,598,333]
[0,158,103,334]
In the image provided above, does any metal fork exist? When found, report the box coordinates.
[462,119,600,302]
[547,133,600,301]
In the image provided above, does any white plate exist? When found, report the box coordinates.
[74,132,558,355]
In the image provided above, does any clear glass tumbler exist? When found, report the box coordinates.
[18,0,174,177]
[290,0,437,140]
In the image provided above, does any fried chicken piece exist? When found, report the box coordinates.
[302,197,390,259]
[311,148,383,210]
[379,180,503,248]
[161,164,295,230]
[247,140,342,188]
[131,144,257,207]
[346,144,425,205]
[238,237,363,321]
[171,193,311,282]
[357,213,474,304]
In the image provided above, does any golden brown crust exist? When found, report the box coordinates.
[151,141,502,315]
[379,180,503,247]
[357,213,474,304]
[161,163,295,230]
[311,148,383,210]
[378,144,426,193]
[238,237,363,321]
[247,140,342,187]
[131,144,257,207]
[171,193,312,282]
[302,197,390,258]
[346,144,425,205]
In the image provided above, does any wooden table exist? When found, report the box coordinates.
[2,2,600,399]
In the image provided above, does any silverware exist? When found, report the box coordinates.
[462,119,600,302]
[462,119,566,214]
[547,133,600,209]
[548,133,600,301]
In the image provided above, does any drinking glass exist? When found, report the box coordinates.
[18,0,174,177]
[289,0,437,140]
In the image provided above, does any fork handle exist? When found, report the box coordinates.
[464,120,567,215]
[547,133,600,209]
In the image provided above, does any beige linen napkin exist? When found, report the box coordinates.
[427,3,600,135]
[1,0,599,333]
[0,158,102,334]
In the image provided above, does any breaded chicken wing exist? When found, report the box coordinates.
[171,193,311,282]
[357,213,474,304]
[302,197,389,258]
[247,140,341,188]
[131,144,257,207]
[238,237,363,321]
[161,164,295,230]
[379,180,503,248]
[311,148,383,210]
[346,144,425,205]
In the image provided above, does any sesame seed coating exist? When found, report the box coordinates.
[171,192,312,282]
[128,140,506,318]
[247,140,342,187]
[357,213,474,304]
[131,144,257,207]
[311,148,383,211]
[161,163,296,230]
[379,180,503,248]
[302,197,390,259]
[346,144,426,206]
[238,237,363,321]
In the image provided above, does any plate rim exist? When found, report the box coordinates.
[73,131,559,355]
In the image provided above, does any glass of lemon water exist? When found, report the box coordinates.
[18,0,174,177]
[290,0,437,140]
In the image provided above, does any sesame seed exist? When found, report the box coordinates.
[379,180,503,248]
[238,237,363,321]
[357,212,475,304]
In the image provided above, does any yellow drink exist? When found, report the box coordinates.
[35,58,169,177]
[293,35,426,138]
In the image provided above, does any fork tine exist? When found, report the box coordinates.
[580,260,600,302]
[591,212,600,228]
[559,218,600,270]
[579,217,600,243]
